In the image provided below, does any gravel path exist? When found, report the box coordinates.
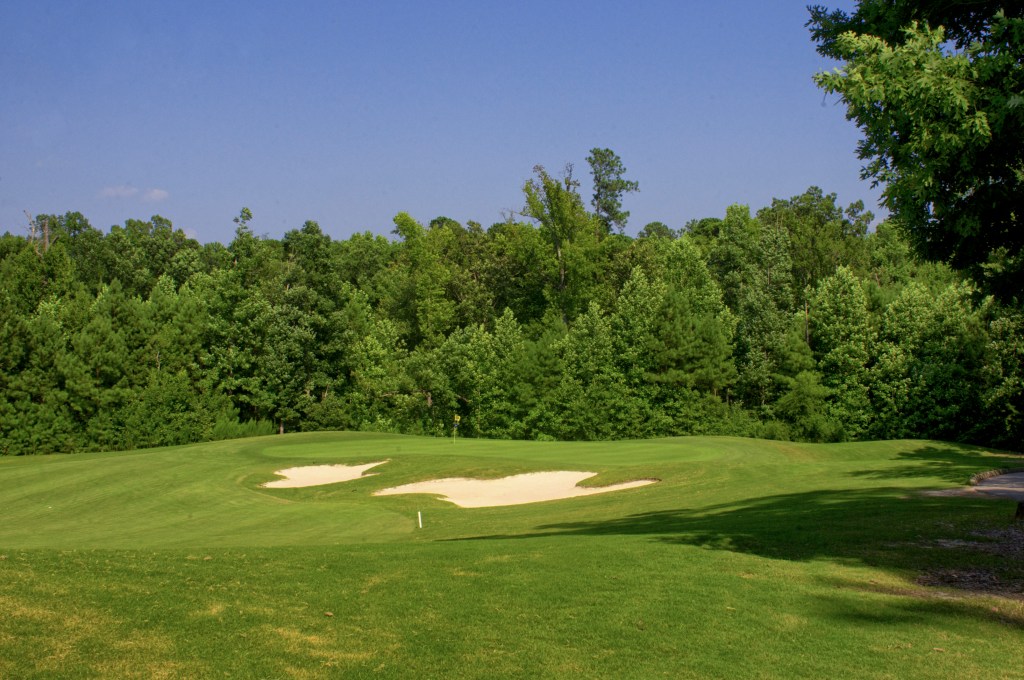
[974,472,1024,501]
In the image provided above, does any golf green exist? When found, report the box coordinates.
[1,433,1021,678]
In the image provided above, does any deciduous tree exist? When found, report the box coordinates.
[811,5,1024,300]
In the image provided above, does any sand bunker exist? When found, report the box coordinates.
[263,461,388,488]
[374,471,657,508]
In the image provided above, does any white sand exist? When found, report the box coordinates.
[262,461,388,488]
[373,471,657,508]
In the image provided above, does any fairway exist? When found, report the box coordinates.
[2,432,1022,678]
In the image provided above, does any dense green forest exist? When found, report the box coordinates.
[2,156,1021,455]
[4,1,1022,455]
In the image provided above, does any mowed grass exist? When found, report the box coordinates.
[1,432,1022,679]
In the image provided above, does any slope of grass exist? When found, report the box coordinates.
[1,433,1022,678]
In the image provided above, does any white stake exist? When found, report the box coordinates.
[417,511,423,529]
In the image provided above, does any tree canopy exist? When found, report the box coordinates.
[3,161,1022,455]
[810,2,1024,302]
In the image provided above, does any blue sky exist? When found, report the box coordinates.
[1,1,872,244]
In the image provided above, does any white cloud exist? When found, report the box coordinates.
[142,188,169,202]
[99,184,139,199]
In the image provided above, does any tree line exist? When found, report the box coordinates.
[2,152,1021,455]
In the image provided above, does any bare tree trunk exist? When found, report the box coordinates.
[24,212,53,255]
[1015,502,1023,522]
[804,298,810,345]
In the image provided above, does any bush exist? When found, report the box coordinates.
[210,410,275,441]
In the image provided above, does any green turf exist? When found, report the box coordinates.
[1,433,1022,678]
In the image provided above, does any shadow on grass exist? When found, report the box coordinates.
[451,442,1024,620]
[810,581,1024,630]
[454,486,1024,630]
[847,443,1022,485]
[460,487,1011,559]
[456,442,1023,558]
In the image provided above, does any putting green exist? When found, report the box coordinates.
[0,431,1015,550]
